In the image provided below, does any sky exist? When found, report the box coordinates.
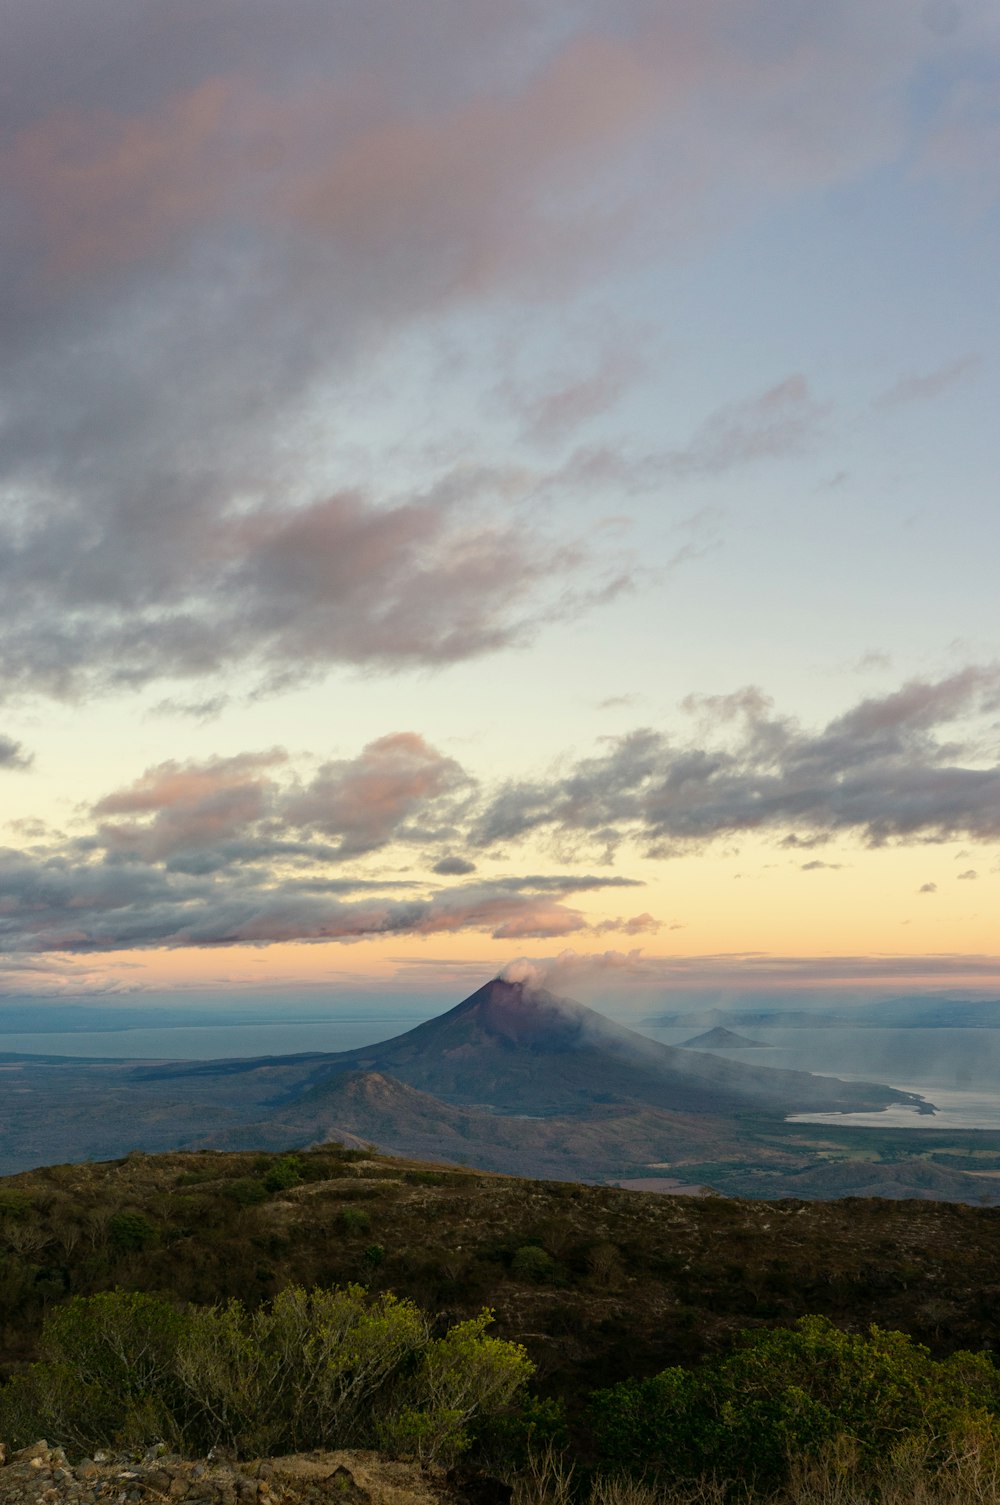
[1,0,1000,1017]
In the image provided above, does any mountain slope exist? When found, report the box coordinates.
[204,1067,765,1179]
[272,978,926,1118]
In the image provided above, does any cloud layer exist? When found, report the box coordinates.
[473,667,1000,854]
[0,0,981,704]
[2,665,999,959]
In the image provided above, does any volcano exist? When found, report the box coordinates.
[250,976,925,1120]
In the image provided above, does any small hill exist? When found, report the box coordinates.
[680,1027,769,1050]
[204,1067,761,1179]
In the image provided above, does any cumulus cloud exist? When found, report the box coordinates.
[591,911,661,935]
[432,855,478,876]
[95,751,286,863]
[0,725,646,951]
[284,734,472,857]
[5,674,1000,958]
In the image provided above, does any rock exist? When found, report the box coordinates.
[13,1445,50,1463]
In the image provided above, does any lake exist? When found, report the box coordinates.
[635,1021,1000,1130]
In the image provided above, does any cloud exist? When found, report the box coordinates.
[284,734,472,857]
[0,0,973,706]
[918,882,938,894]
[875,354,982,409]
[0,726,646,951]
[95,751,286,862]
[801,861,843,871]
[506,347,643,444]
[432,855,477,876]
[4,659,1000,957]
[0,735,32,770]
[958,869,978,880]
[0,850,618,954]
[473,665,1000,854]
[499,946,1000,1000]
[591,911,661,935]
[665,375,830,476]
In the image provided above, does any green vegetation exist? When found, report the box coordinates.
[0,1285,532,1464]
[4,1289,1000,1500]
[4,1145,1000,1500]
[590,1315,1000,1490]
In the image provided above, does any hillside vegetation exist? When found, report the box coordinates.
[5,1147,1000,1500]
[3,1146,1000,1390]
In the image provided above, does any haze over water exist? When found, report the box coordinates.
[641,1023,1000,1130]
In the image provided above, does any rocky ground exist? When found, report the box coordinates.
[0,1443,479,1505]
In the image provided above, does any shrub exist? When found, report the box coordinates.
[108,1211,159,1253]
[178,1283,427,1455]
[338,1207,371,1234]
[511,1245,557,1283]
[0,1283,531,1464]
[263,1156,303,1193]
[589,1316,1000,1490]
[223,1178,269,1207]
[0,1190,33,1222]
[381,1310,534,1464]
[0,1290,187,1452]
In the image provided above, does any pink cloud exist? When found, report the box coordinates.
[1,80,246,280]
[509,347,644,444]
[874,354,983,409]
[285,733,471,857]
[94,751,285,861]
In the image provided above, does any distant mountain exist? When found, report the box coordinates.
[261,977,925,1118]
[646,996,1000,1031]
[2,978,940,1190]
[157,977,929,1131]
[680,1027,768,1050]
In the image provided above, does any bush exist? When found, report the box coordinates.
[0,1284,534,1465]
[0,1290,187,1452]
[589,1316,1000,1490]
[263,1156,303,1193]
[177,1283,426,1455]
[511,1245,558,1283]
[338,1207,371,1234]
[223,1178,269,1207]
[381,1310,534,1464]
[108,1211,159,1253]
[0,1190,33,1222]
